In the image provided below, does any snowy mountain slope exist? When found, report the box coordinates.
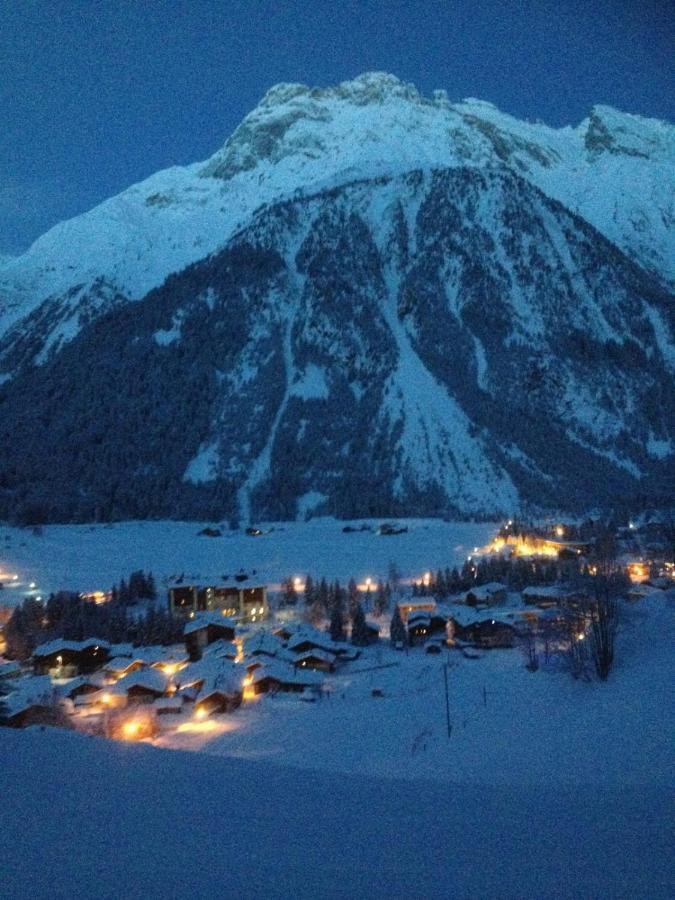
[0,165,672,522]
[1,72,673,362]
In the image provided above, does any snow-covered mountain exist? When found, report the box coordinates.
[1,73,673,343]
[0,73,673,522]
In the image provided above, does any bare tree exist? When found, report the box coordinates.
[564,613,589,680]
[520,626,539,672]
[587,575,620,681]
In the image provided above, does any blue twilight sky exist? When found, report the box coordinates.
[1,0,673,254]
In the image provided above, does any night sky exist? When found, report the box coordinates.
[1,0,673,254]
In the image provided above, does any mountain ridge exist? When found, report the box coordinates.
[1,72,673,359]
[0,159,672,523]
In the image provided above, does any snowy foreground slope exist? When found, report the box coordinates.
[1,729,672,899]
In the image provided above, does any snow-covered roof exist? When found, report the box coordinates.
[243,632,284,656]
[184,613,237,636]
[202,639,238,659]
[249,661,322,687]
[56,674,106,697]
[450,606,516,628]
[464,582,507,602]
[108,642,135,658]
[286,630,349,655]
[104,656,144,673]
[522,585,571,599]
[0,660,21,679]
[112,668,168,695]
[33,637,110,657]
[294,649,336,665]
[407,611,431,626]
[1,675,54,717]
[177,655,240,691]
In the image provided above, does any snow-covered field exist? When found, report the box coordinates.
[0,517,497,602]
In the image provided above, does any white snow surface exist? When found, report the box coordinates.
[1,72,673,344]
[0,518,497,600]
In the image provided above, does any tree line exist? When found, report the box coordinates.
[3,570,181,660]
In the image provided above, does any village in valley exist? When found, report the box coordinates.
[0,515,673,775]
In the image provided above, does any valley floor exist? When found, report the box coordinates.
[0,517,497,602]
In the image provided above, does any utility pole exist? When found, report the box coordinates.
[443,662,452,738]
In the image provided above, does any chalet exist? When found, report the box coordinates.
[103,657,146,680]
[273,624,295,642]
[244,663,322,697]
[0,700,64,728]
[113,668,169,704]
[363,622,380,645]
[464,582,507,607]
[456,618,516,648]
[242,632,285,660]
[57,674,106,701]
[286,627,358,659]
[407,610,447,646]
[32,638,110,676]
[293,649,336,673]
[195,687,242,716]
[169,584,268,623]
[398,600,436,623]
[106,708,159,741]
[184,613,237,661]
[0,676,62,728]
[154,697,184,716]
[522,585,571,608]
[201,639,238,662]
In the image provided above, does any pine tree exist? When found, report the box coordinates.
[351,601,369,647]
[347,578,359,617]
[304,575,315,607]
[373,580,388,617]
[389,605,407,646]
[282,577,298,607]
[146,572,157,601]
[329,602,345,643]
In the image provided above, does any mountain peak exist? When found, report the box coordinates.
[257,72,424,111]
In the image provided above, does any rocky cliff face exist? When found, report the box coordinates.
[0,157,672,523]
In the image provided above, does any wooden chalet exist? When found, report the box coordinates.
[103,657,146,680]
[464,582,507,607]
[407,610,447,646]
[184,613,237,661]
[114,668,169,704]
[32,638,110,676]
[455,618,516,648]
[293,649,336,673]
[245,663,322,697]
